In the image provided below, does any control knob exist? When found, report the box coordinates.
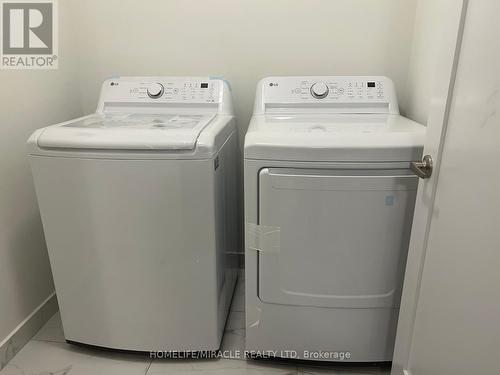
[147,83,164,99]
[310,82,329,99]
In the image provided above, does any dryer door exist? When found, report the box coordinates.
[257,168,417,309]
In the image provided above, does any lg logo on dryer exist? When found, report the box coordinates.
[1,0,58,69]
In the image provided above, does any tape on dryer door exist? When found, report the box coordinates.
[246,223,281,253]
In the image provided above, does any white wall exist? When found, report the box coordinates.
[70,0,418,141]
[401,0,451,123]
[0,2,82,343]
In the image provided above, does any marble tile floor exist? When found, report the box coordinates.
[0,276,390,375]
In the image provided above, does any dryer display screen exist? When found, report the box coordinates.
[367,82,376,87]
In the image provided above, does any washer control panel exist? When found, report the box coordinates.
[102,78,222,104]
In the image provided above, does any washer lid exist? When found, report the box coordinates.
[37,113,216,150]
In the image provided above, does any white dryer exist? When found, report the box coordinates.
[28,77,239,352]
[244,76,425,362]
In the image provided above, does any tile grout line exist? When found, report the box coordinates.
[144,358,153,375]
[31,338,66,344]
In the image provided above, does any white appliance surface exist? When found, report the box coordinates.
[245,113,425,161]
[37,113,216,150]
[258,168,417,309]
[28,77,239,352]
[244,76,425,362]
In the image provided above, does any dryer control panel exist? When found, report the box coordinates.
[96,77,233,115]
[255,76,399,115]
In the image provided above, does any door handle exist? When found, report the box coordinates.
[411,155,433,179]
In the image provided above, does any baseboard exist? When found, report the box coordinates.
[0,292,58,370]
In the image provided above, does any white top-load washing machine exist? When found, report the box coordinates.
[244,76,425,362]
[28,77,239,352]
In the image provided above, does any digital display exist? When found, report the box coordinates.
[201,83,209,88]
[367,82,376,88]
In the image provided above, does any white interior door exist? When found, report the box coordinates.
[393,1,500,374]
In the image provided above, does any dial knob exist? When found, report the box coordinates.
[147,83,164,99]
[310,82,329,99]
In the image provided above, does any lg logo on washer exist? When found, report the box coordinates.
[1,0,58,69]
